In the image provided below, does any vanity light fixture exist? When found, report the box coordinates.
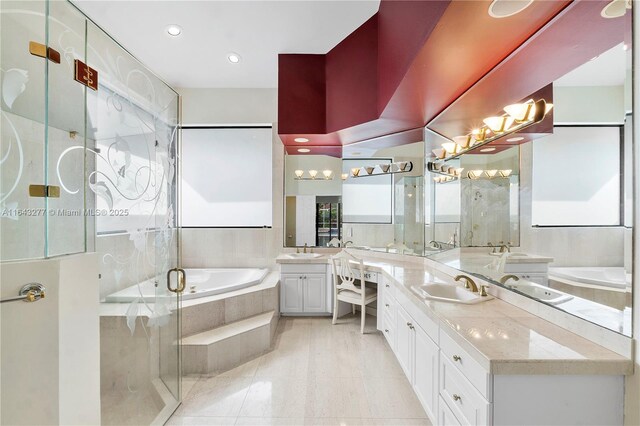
[297,148,310,153]
[166,25,182,36]
[227,53,241,63]
[294,137,309,143]
[483,116,515,133]
[468,170,484,179]
[442,142,459,155]
[350,161,413,178]
[294,169,334,180]
[427,162,461,182]
[434,98,552,162]
[432,148,446,160]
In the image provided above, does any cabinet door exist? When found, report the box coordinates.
[438,396,462,426]
[281,275,303,313]
[414,324,439,422]
[395,306,413,379]
[303,274,326,313]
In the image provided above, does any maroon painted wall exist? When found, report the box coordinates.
[325,15,379,133]
[376,0,449,114]
[278,54,326,134]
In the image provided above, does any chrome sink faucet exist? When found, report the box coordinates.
[303,243,308,253]
[499,241,511,253]
[343,241,354,248]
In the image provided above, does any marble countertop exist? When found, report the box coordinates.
[276,252,632,376]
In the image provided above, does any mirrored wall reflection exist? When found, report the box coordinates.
[427,32,633,335]
[284,154,342,247]
[342,141,425,255]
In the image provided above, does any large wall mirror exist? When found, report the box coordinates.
[427,12,633,336]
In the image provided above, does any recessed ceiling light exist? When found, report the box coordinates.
[351,152,361,156]
[506,137,524,142]
[297,148,310,153]
[227,53,241,64]
[480,147,496,153]
[166,25,182,36]
[294,137,309,143]
[488,0,534,18]
[601,0,628,18]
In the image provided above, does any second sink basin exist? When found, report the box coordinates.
[504,282,572,305]
[286,253,322,259]
[411,283,493,304]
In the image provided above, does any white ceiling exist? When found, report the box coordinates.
[554,42,630,87]
[72,0,380,89]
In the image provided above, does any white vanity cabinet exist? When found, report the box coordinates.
[377,274,624,426]
[280,263,331,315]
[379,277,439,422]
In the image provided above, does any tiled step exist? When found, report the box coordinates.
[182,310,277,375]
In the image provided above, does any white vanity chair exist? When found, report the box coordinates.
[330,251,377,333]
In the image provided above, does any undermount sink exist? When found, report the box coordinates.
[504,282,572,305]
[411,283,493,305]
[286,253,322,259]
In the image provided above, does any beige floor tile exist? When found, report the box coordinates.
[254,346,310,378]
[304,418,365,425]
[304,377,372,419]
[216,357,261,378]
[235,417,306,425]
[165,417,237,425]
[177,376,252,417]
[239,377,308,418]
[359,419,431,426]
[362,377,427,419]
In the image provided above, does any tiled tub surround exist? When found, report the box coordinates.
[181,272,280,374]
[99,272,279,422]
[277,250,631,425]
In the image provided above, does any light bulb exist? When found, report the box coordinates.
[442,142,458,154]
[453,135,472,149]
[294,170,304,178]
[468,170,483,179]
[483,116,515,133]
[322,170,332,179]
[455,167,465,176]
[471,128,487,142]
[380,164,391,173]
[351,167,361,177]
[504,100,535,122]
[432,148,446,159]
[365,166,375,175]
[485,170,498,178]
[500,169,513,177]
[341,173,349,180]
[309,169,318,179]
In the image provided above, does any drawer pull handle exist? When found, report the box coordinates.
[385,303,390,307]
[452,355,461,362]
[452,394,461,402]
[384,329,389,333]
[385,284,390,288]
[406,322,414,330]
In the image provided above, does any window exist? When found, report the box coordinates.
[532,126,621,226]
[181,127,273,227]
[342,159,392,223]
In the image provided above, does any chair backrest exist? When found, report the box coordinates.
[330,250,365,295]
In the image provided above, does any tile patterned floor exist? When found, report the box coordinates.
[167,315,430,426]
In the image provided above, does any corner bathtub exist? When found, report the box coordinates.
[104,268,269,303]
[549,267,631,290]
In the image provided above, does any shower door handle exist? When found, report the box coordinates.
[167,268,186,294]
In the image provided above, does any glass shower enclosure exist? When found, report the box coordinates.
[1,1,182,424]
